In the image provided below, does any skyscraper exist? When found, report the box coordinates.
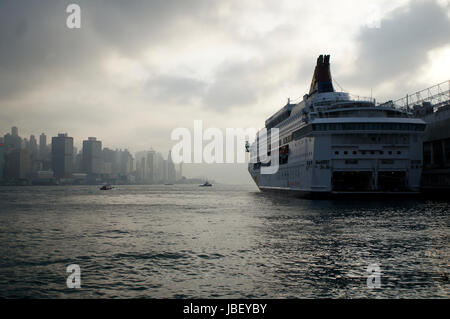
[118,149,133,182]
[29,135,38,157]
[0,141,5,180]
[51,133,73,178]
[11,126,18,137]
[82,137,103,177]
[163,159,168,183]
[146,151,155,183]
[167,150,176,183]
[39,133,47,159]
[4,148,31,180]
[3,132,22,152]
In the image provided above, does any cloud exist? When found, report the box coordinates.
[343,0,450,90]
[0,0,218,99]
[202,53,303,111]
[145,74,207,104]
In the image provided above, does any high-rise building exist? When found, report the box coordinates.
[163,159,168,183]
[167,151,176,183]
[29,135,38,157]
[4,148,31,180]
[3,133,22,152]
[135,150,155,184]
[103,148,119,177]
[38,133,51,170]
[11,126,18,137]
[51,133,73,178]
[136,156,147,183]
[39,133,47,157]
[74,151,83,173]
[28,135,39,174]
[146,151,155,183]
[0,142,5,180]
[154,152,165,183]
[82,137,103,176]
[119,149,133,176]
[22,138,29,150]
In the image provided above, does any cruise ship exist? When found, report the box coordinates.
[247,55,426,196]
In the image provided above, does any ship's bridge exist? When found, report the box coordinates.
[308,92,350,106]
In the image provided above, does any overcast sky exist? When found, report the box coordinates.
[0,0,449,183]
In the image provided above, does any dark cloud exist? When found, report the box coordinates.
[0,1,101,97]
[0,0,217,98]
[86,0,215,54]
[345,0,450,88]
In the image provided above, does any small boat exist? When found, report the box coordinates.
[199,181,212,187]
[100,184,113,190]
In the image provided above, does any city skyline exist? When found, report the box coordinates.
[0,125,186,185]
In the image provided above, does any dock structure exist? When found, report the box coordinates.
[394,81,450,192]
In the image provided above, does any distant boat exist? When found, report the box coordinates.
[199,181,212,187]
[164,183,174,185]
[100,184,113,190]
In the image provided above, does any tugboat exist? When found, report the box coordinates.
[100,184,113,190]
[199,181,212,187]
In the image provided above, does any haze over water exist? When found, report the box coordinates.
[0,185,448,298]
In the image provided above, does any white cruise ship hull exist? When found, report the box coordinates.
[247,55,425,196]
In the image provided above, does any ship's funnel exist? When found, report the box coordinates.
[309,54,334,95]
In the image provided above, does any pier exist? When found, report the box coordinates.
[394,81,450,192]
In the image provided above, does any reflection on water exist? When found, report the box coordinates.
[0,184,448,298]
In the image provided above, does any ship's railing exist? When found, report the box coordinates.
[348,94,376,104]
[392,80,450,111]
[289,81,450,115]
[312,95,380,113]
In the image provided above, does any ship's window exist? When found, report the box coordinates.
[397,151,401,155]
[313,122,426,131]
[293,125,313,140]
[388,151,392,155]
[370,151,375,155]
[380,151,384,155]
[361,151,366,155]
[344,151,348,155]
[353,151,357,155]
[334,151,339,155]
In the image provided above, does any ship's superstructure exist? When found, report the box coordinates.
[248,55,426,195]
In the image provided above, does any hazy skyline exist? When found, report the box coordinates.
[1,0,449,183]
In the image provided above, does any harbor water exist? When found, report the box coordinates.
[0,184,448,298]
